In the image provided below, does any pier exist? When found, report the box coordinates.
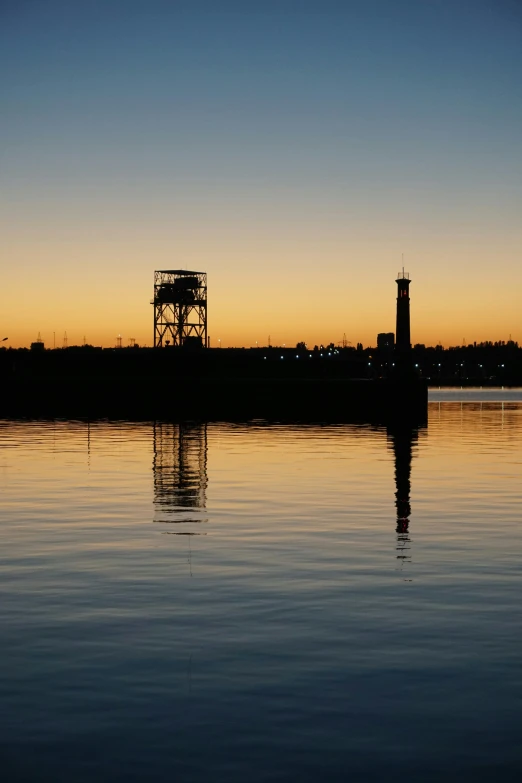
[0,347,427,422]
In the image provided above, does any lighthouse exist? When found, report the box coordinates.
[395,269,411,349]
[395,269,412,375]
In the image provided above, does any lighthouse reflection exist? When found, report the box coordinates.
[151,421,423,558]
[387,423,421,567]
[153,423,208,527]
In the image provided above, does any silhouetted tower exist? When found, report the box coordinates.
[395,269,411,349]
[153,270,207,348]
[394,269,412,375]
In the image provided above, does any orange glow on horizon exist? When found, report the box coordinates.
[2,229,521,350]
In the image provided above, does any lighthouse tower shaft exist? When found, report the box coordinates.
[394,270,413,377]
[387,270,427,421]
[395,270,411,352]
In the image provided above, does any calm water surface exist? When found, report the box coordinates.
[1,399,521,781]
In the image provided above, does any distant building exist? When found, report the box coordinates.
[377,332,394,350]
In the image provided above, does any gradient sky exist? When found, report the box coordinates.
[1,0,521,348]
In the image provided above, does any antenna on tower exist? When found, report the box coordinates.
[63,331,68,349]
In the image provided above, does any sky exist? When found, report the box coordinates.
[1,0,522,348]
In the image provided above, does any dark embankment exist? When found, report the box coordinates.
[0,348,427,423]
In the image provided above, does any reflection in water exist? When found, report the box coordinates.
[2,406,522,780]
[387,424,420,567]
[153,423,208,525]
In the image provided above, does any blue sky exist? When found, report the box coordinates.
[2,0,522,347]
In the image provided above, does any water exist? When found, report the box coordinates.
[1,397,521,781]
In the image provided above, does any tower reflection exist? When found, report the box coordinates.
[153,423,208,521]
[387,424,420,567]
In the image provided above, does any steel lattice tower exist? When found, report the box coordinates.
[153,270,207,348]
